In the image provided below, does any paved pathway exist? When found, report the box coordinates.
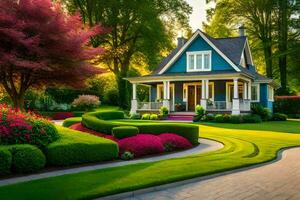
[0,139,222,187]
[121,147,300,200]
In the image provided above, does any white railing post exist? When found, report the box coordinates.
[243,82,247,100]
[232,78,240,115]
[130,83,137,114]
[248,81,252,100]
[163,81,170,110]
[200,80,207,110]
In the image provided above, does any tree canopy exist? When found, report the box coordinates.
[0,0,105,108]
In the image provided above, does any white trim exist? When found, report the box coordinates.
[245,38,254,66]
[251,83,260,102]
[268,85,274,102]
[157,83,175,111]
[157,29,241,74]
[186,51,212,72]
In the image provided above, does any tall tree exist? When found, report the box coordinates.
[0,0,105,109]
[67,0,192,109]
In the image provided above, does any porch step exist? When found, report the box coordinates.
[167,114,194,121]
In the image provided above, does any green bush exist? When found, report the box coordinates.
[272,113,287,121]
[130,113,141,119]
[11,145,46,173]
[0,148,12,175]
[215,114,224,123]
[120,151,134,160]
[62,117,82,127]
[159,106,169,116]
[46,127,118,166]
[141,113,151,120]
[103,89,119,106]
[242,114,262,123]
[195,105,205,116]
[202,113,215,122]
[150,114,158,120]
[82,111,199,145]
[0,145,46,175]
[112,126,139,139]
[222,114,231,123]
[193,115,202,122]
[251,103,271,121]
[230,115,243,124]
[274,97,300,115]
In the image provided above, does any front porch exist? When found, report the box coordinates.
[129,75,253,115]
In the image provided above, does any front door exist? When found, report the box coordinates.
[188,86,195,111]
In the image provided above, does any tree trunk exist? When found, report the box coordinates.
[278,0,288,92]
[263,40,273,78]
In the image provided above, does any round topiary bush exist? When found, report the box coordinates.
[118,134,164,158]
[158,133,193,152]
[10,145,46,173]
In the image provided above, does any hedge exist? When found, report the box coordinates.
[112,126,139,139]
[0,145,46,175]
[274,96,300,115]
[82,111,199,145]
[62,117,82,127]
[46,126,119,166]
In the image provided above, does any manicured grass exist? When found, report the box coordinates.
[1,121,300,199]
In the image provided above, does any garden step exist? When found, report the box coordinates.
[167,114,194,121]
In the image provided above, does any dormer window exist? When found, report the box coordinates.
[187,51,211,72]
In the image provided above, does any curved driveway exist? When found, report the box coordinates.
[123,147,300,200]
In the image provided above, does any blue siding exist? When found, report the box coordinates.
[174,82,183,104]
[214,80,226,101]
[166,35,234,73]
[150,84,157,101]
[259,83,273,112]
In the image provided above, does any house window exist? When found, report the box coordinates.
[187,51,211,72]
[268,85,274,101]
[251,84,260,102]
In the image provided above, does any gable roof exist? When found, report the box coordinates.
[154,29,247,74]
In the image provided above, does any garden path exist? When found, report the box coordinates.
[120,147,300,200]
[0,139,222,187]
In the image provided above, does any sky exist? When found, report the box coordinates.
[186,0,215,31]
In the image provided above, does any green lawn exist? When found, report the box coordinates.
[0,120,300,200]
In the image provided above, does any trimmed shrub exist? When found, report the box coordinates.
[62,117,82,127]
[215,114,224,123]
[82,111,199,145]
[120,151,134,160]
[112,126,139,139]
[72,95,100,111]
[141,113,151,120]
[230,115,243,124]
[158,133,192,152]
[193,115,202,122]
[52,112,75,120]
[160,106,169,116]
[130,113,141,119]
[272,113,287,121]
[150,114,158,120]
[242,114,262,123]
[251,103,271,121]
[274,96,300,115]
[223,114,231,123]
[46,127,118,166]
[10,145,46,173]
[202,113,215,122]
[195,105,205,116]
[0,148,12,175]
[118,134,164,158]
[103,89,119,106]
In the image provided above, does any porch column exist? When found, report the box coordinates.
[243,82,248,100]
[130,83,138,114]
[232,78,240,115]
[200,79,207,110]
[248,81,252,100]
[163,81,170,111]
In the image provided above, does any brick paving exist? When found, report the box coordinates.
[123,147,300,200]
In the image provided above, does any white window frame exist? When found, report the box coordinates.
[251,84,260,102]
[186,51,212,72]
[268,85,274,102]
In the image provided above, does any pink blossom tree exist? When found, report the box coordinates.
[0,0,106,109]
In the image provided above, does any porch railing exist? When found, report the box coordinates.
[137,102,163,110]
[207,100,251,111]
[240,100,251,111]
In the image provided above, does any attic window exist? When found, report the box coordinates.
[187,51,211,72]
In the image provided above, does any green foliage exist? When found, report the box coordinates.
[272,113,287,121]
[215,114,224,123]
[202,113,215,122]
[192,115,202,122]
[160,106,169,116]
[103,89,119,106]
[230,115,243,124]
[274,97,300,115]
[46,127,118,166]
[62,117,82,127]
[251,104,271,121]
[130,113,141,119]
[195,105,205,116]
[242,114,262,123]
[112,126,139,139]
[0,148,11,175]
[120,151,134,160]
[150,114,158,120]
[11,145,46,173]
[82,111,199,145]
[141,114,151,120]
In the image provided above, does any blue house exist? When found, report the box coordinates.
[126,27,277,115]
